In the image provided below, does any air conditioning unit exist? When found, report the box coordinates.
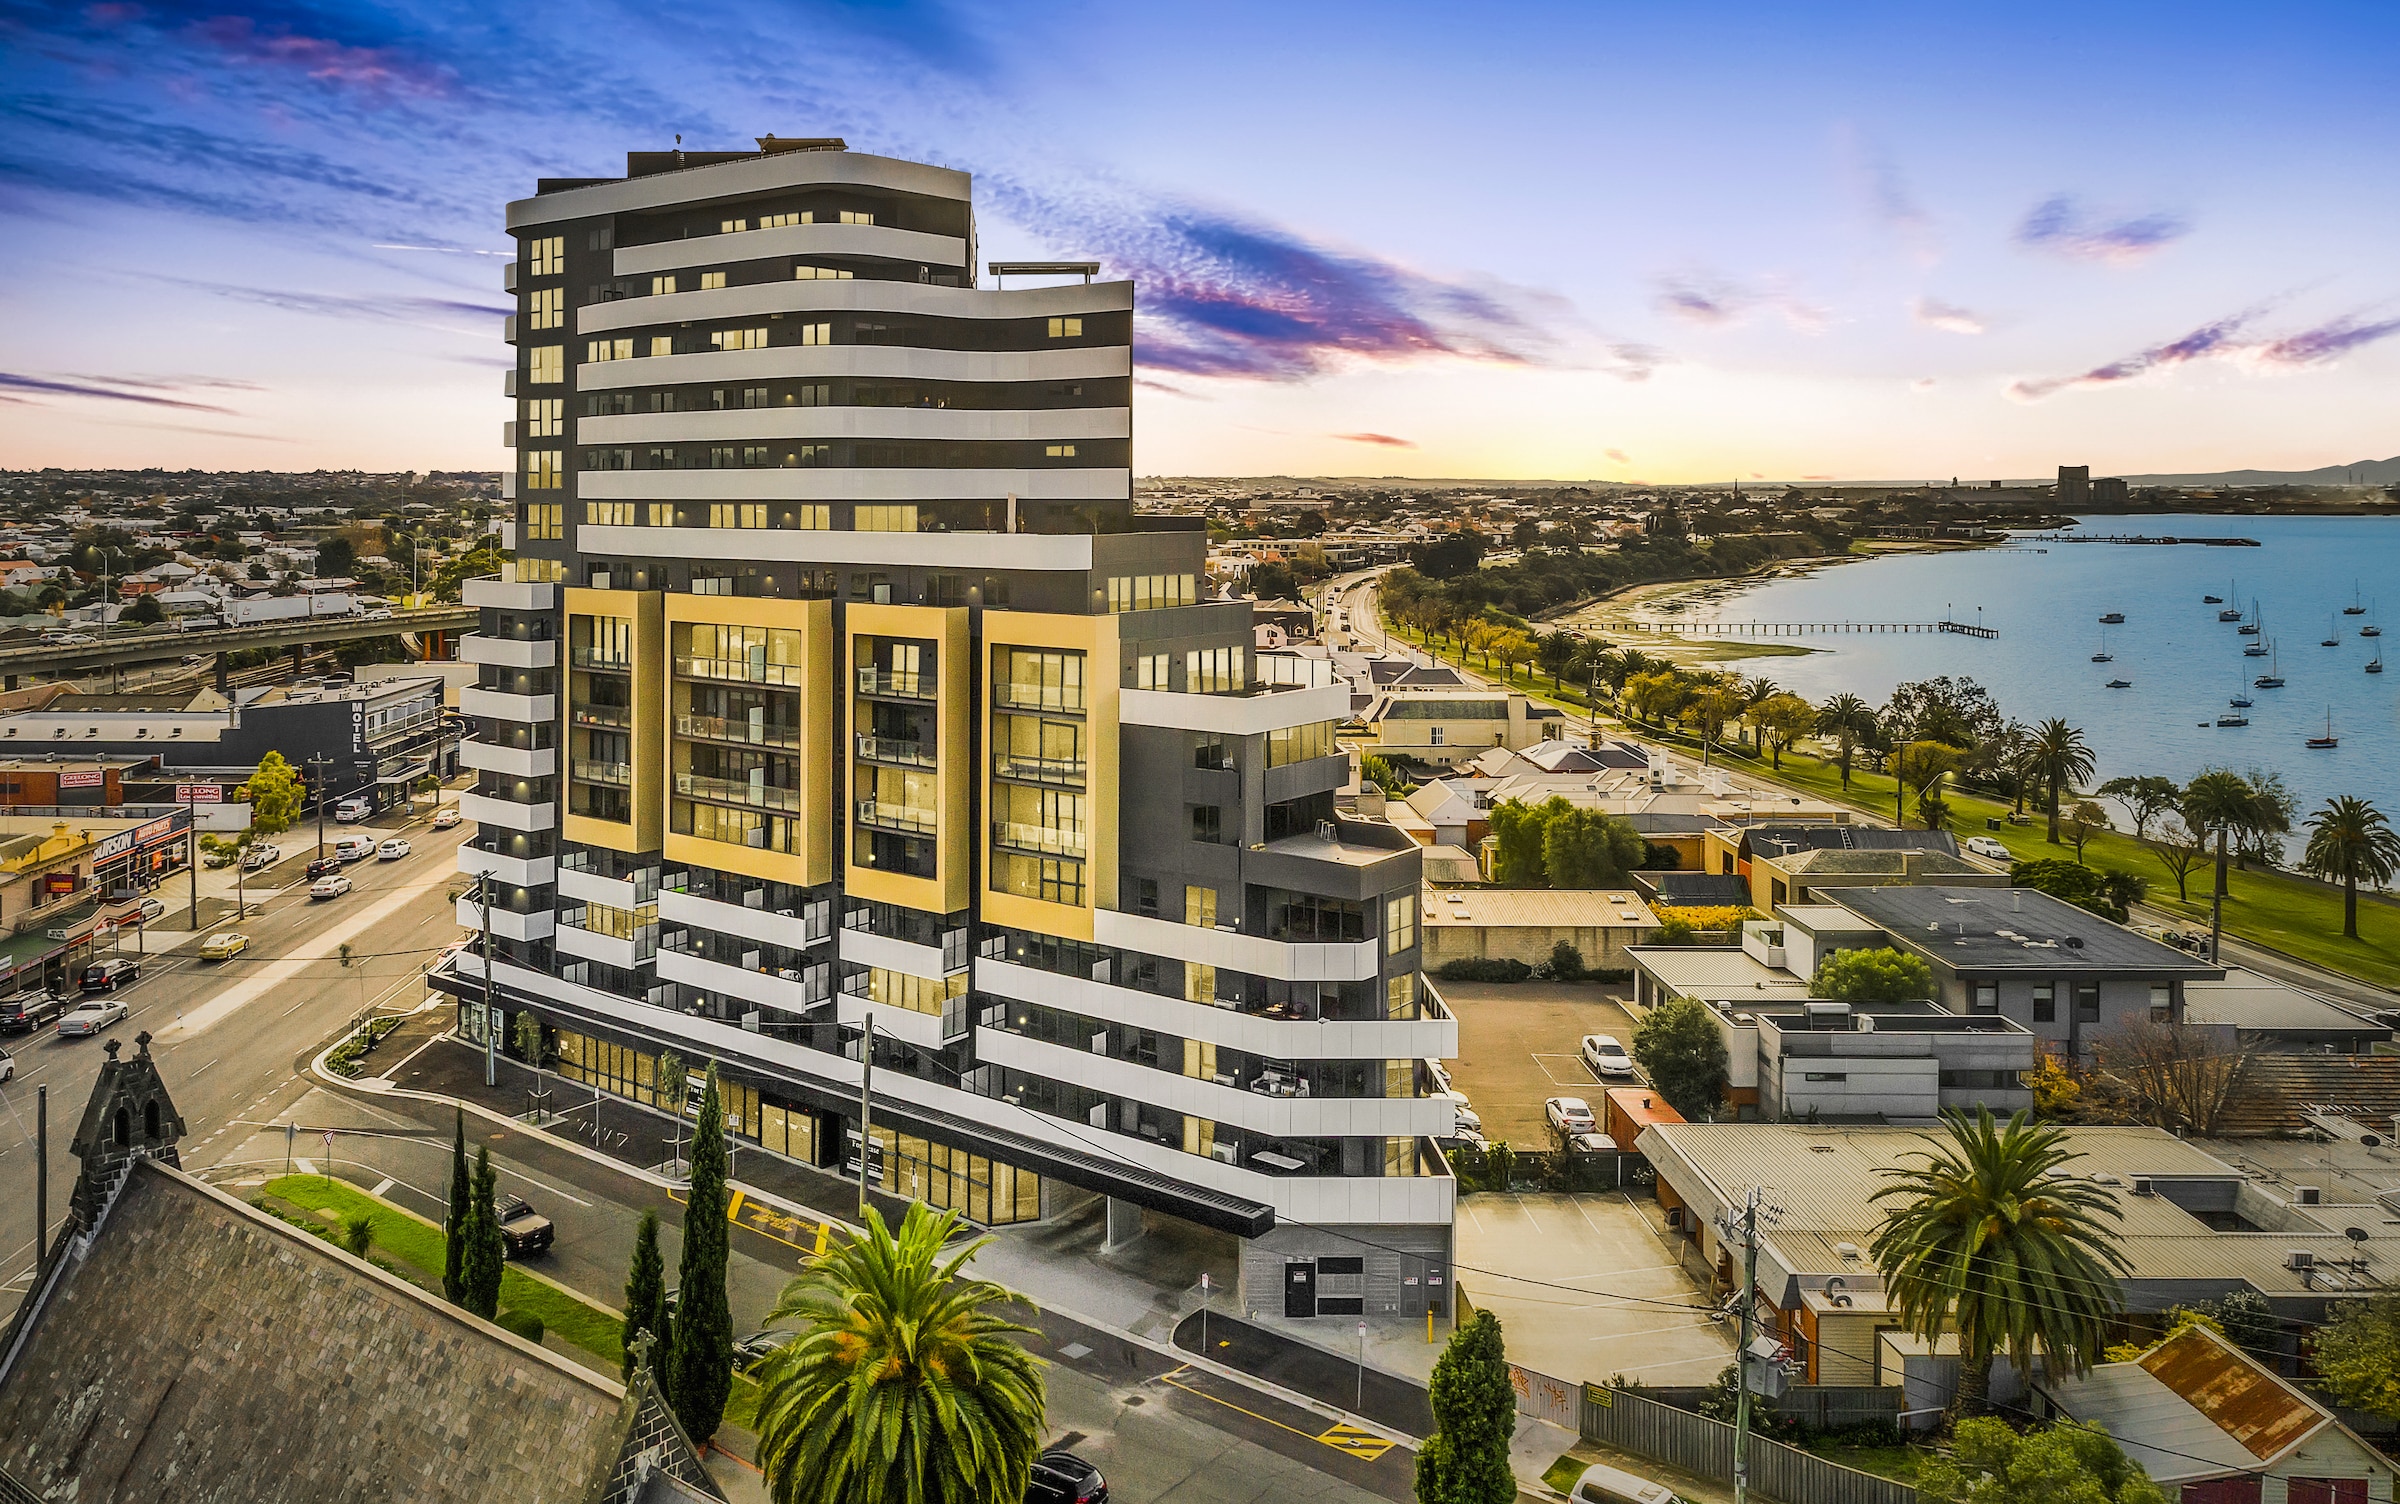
[2285,1249,2316,1271]
[1663,1207,1683,1230]
[2296,1185,2323,1206]
[2131,1176,2154,1197]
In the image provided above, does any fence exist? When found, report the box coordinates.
[1630,1384,1904,1433]
[1510,1366,1916,1504]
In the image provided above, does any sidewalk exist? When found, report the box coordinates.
[1172,1310,1435,1436]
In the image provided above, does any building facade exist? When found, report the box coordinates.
[442,139,1453,1320]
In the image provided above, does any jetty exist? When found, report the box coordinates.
[1626,619,1998,638]
[2023,533,2260,547]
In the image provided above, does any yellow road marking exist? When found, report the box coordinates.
[1156,1367,1399,1462]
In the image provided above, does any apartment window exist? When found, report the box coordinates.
[585,501,635,526]
[649,336,674,357]
[708,503,767,529]
[1970,981,1998,1015]
[743,446,772,467]
[526,236,564,276]
[646,446,679,468]
[1107,574,1197,612]
[785,445,829,468]
[527,286,563,329]
[1803,1072,1849,1084]
[524,503,564,540]
[2149,984,2171,1022]
[996,648,1085,712]
[1045,444,1078,459]
[1135,652,1169,690]
[581,448,633,471]
[711,327,768,352]
[838,209,874,225]
[793,264,853,280]
[1387,973,1419,1020]
[1385,893,1417,955]
[1268,721,1336,767]
[528,345,564,384]
[1134,878,1159,917]
[649,275,677,296]
[720,218,749,234]
[798,322,833,346]
[1192,734,1230,771]
[524,397,563,437]
[1047,316,1084,339]
[646,503,676,526]
[589,393,634,416]
[993,853,1083,906]
[786,383,831,407]
[791,504,831,530]
[1186,646,1242,693]
[1428,725,1446,747]
[2032,983,2056,1023]
[708,446,739,468]
[1183,961,1216,1006]
[700,271,727,291]
[760,212,802,229]
[1189,805,1223,844]
[1185,885,1217,928]
[587,338,633,363]
[2074,983,2102,1023]
[741,386,770,408]
[525,450,563,490]
[856,505,918,533]
[586,225,613,252]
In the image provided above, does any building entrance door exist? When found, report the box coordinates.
[1283,1260,1316,1318]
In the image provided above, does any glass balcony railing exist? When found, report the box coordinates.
[854,733,934,768]
[677,713,804,751]
[675,772,805,812]
[571,759,633,787]
[572,704,633,730]
[991,752,1086,785]
[994,680,1085,713]
[991,820,1086,859]
[856,667,935,699]
[570,647,633,671]
[855,798,938,834]
[679,655,804,687]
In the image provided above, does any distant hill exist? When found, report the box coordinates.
[2119,456,2400,487]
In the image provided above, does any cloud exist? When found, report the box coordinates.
[1843,132,1939,262]
[1654,272,1826,333]
[2005,305,2400,399]
[1911,377,1939,392]
[67,373,265,393]
[1335,432,1415,449]
[374,242,512,257]
[141,275,509,333]
[0,372,240,414]
[179,14,456,99]
[2015,194,2189,265]
[1605,449,1630,464]
[1912,297,1985,335]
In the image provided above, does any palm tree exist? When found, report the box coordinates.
[751,1203,1046,1504]
[2183,770,2287,963]
[1870,1108,2131,1416]
[2301,795,2400,941]
[2026,718,2096,845]
[1817,693,1876,789]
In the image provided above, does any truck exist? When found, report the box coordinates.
[223,593,359,627]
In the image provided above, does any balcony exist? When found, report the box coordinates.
[679,713,805,752]
[457,844,555,888]
[854,798,936,835]
[454,894,554,943]
[460,632,556,669]
[656,942,825,1014]
[554,917,650,970]
[854,733,934,768]
[459,790,556,833]
[463,573,556,611]
[557,864,644,910]
[571,759,633,788]
[855,667,935,700]
[502,370,517,399]
[837,988,968,1049]
[975,957,1456,1060]
[991,820,1085,860]
[659,885,829,952]
[460,686,555,724]
[570,647,634,672]
[991,751,1086,785]
[458,738,555,778]
[838,925,966,981]
[571,704,634,731]
[676,771,804,813]
[993,680,1085,714]
[1092,909,1383,984]
[502,260,518,293]
[1118,680,1351,736]
[678,654,804,688]
[501,312,519,344]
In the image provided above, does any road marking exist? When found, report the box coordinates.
[293,1157,314,1174]
[190,1057,218,1078]
[1156,1367,1399,1462]
[494,1164,591,1207]
[370,1177,395,1196]
[1316,1424,1396,1460]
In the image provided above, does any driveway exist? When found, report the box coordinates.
[1435,981,1644,1148]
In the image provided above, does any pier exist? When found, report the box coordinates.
[1626,619,1998,638]
[2024,533,2261,547]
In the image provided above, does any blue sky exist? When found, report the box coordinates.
[2,0,2395,480]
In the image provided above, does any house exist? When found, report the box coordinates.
[1701,823,1990,910]
[0,1035,721,1502]
[2181,970,2394,1055]
[1421,886,1661,972]
[1353,689,1567,768]
[2035,1325,2396,1504]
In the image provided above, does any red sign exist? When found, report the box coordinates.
[176,784,224,804]
[57,769,104,789]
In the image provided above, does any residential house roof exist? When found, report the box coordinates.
[1829,885,2224,976]
[1423,888,1659,930]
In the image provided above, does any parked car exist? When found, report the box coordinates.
[127,896,165,924]
[1435,1091,1481,1134]
[57,999,128,1036]
[732,1330,793,1373]
[310,874,353,900]
[198,932,249,961]
[431,806,462,829]
[1026,1450,1109,1504]
[377,837,411,861]
[1567,1130,1619,1155]
[241,842,282,871]
[1962,835,2012,862]
[495,1194,554,1257]
[1425,1058,1454,1095]
[1581,1034,1636,1079]
[0,990,75,1034]
[80,958,140,993]
[179,653,204,666]
[1545,1096,1597,1136]
[1437,1127,1490,1154]
[1568,1460,1682,1504]
[306,856,343,880]
[334,796,374,823]
[334,835,376,862]
[0,1047,13,1084]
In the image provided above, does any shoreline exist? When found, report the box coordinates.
[1555,547,1938,664]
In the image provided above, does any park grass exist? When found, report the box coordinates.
[1379,617,2400,990]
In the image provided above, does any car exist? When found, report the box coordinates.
[306,855,343,880]
[377,837,411,860]
[0,991,75,1034]
[80,958,139,993]
[1567,1130,1620,1155]
[496,1194,554,1257]
[334,835,377,862]
[362,608,395,620]
[1025,1450,1109,1504]
[57,999,128,1036]
[1568,1461,1683,1504]
[1545,1096,1598,1136]
[0,1047,12,1084]
[128,896,165,924]
[1437,1127,1490,1154]
[431,807,462,830]
[1581,1034,1636,1078]
[179,653,204,666]
[310,874,353,900]
[334,797,374,823]
[1434,1091,1481,1134]
[1963,835,2012,862]
[731,1330,793,1373]
[1425,1058,1454,1095]
[198,932,249,961]
[241,842,282,871]
[55,632,95,645]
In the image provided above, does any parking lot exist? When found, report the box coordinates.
[1434,980,1645,1148]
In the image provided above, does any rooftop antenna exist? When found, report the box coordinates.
[674,132,684,168]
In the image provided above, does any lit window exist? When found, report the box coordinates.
[708,503,767,529]
[711,327,769,351]
[650,275,677,296]
[720,218,749,235]
[708,446,738,468]
[855,505,918,533]
[793,265,853,281]
[839,209,874,226]
[524,398,563,437]
[585,501,636,526]
[785,445,828,468]
[648,336,674,357]
[524,503,563,540]
[1047,316,1083,339]
[586,338,633,363]
[791,504,831,530]
[699,271,726,291]
[528,346,564,384]
[526,236,564,277]
[1185,647,1242,693]
[525,450,563,490]
[798,322,832,346]
[1135,652,1168,690]
[646,503,676,526]
[760,212,803,229]
[1045,444,1078,459]
[1384,893,1417,955]
[526,287,563,329]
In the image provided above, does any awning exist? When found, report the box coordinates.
[375,760,431,786]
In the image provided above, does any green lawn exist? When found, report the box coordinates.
[1544,1452,1589,1493]
[1380,616,2400,989]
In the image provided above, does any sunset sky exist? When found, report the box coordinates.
[3,1,2396,481]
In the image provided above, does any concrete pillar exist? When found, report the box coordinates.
[1101,1195,1145,1254]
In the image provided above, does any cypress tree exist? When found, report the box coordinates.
[623,1209,668,1385]
[459,1144,506,1321]
[669,1063,732,1442]
[443,1108,469,1306]
[1414,1311,1517,1504]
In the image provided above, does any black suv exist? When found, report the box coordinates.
[1026,1451,1108,1504]
[495,1194,554,1257]
[306,856,344,880]
[0,990,73,1034]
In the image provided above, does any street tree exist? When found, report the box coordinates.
[2183,770,2289,961]
[2066,800,2110,862]
[460,1145,506,1320]
[622,1209,670,1386]
[1813,947,1935,1004]
[2310,1295,2400,1420]
[1916,1416,2167,1504]
[1631,996,1730,1120]
[1541,807,1644,888]
[2027,718,2097,845]
[443,1109,469,1305]
[2300,795,2400,941]
[1415,1310,1517,1504]
[2094,1019,2258,1136]
[2098,775,2182,844]
[1753,693,1816,769]
[669,1064,734,1443]
[244,751,305,835]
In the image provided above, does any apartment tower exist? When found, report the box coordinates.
[441,139,1455,1320]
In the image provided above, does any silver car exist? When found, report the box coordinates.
[58,999,128,1037]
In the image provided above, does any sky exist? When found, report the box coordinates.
[2,1,2397,483]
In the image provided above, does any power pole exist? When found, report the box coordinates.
[1730,1187,1762,1504]
[477,869,497,1088]
[856,1009,874,1221]
[308,752,333,857]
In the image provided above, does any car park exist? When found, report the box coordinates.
[198,932,249,961]
[431,807,462,829]
[306,856,343,880]
[1437,1126,1490,1154]
[58,999,128,1036]
[1962,835,2012,862]
[0,991,74,1034]
[496,1194,554,1257]
[1581,1034,1636,1078]
[1025,1450,1109,1504]
[80,958,140,993]
[310,874,353,900]
[377,837,411,860]
[241,843,282,871]
[1545,1096,1597,1136]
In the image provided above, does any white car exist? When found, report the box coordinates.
[1581,1034,1636,1078]
[56,633,96,645]
[377,838,411,860]
[362,608,396,620]
[241,843,281,871]
[431,808,462,830]
[310,874,353,900]
[1963,835,2012,862]
[1567,1130,1619,1155]
[1546,1096,1598,1136]
[1434,1090,1481,1134]
[0,1047,13,1084]
[57,1000,128,1037]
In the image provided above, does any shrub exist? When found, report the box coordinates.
[495,1309,547,1344]
[1812,946,1936,1004]
[1547,940,1586,981]
[1438,957,1533,983]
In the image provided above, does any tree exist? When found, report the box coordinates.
[1869,1109,2131,1414]
[1415,1311,1517,1504]
[2097,776,2182,844]
[1412,530,1486,580]
[1916,1417,2167,1504]
[124,593,164,626]
[1631,996,1729,1120]
[2011,857,2136,922]
[1546,939,1586,982]
[431,540,510,601]
[670,1063,734,1443]
[2095,1018,2262,1136]
[443,1109,469,1305]
[243,750,305,836]
[2150,816,2207,903]
[2183,770,2288,962]
[1541,808,1644,888]
[2065,800,2110,862]
[1487,796,1562,886]
[1813,947,1936,1004]
[1360,752,1414,796]
[514,1010,546,1116]
[2300,795,2400,941]
[2027,719,2097,845]
[315,534,356,579]
[1536,630,1579,690]
[340,1210,375,1258]
[1753,693,1816,770]
[459,1145,506,1320]
[1893,740,1962,831]
[1818,693,1877,788]
[1623,669,1686,728]
[2310,1295,2400,1420]
[622,1209,670,1386]
[751,1203,1046,1504]
[1686,683,1747,767]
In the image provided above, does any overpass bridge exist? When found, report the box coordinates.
[0,606,477,689]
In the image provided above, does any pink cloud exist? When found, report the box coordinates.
[1335,432,1416,448]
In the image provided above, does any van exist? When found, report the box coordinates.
[334,796,374,823]
[80,958,140,994]
[334,835,377,863]
[1568,1462,1681,1504]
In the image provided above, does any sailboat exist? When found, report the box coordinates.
[2344,582,2366,616]
[2305,710,2339,749]
[2216,582,2243,622]
[2363,601,2382,638]
[2253,641,2285,688]
[2229,661,2253,708]
[2091,628,2113,663]
[2321,613,2342,648]
[2369,644,2385,675]
[2238,600,2262,636]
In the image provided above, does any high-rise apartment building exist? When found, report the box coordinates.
[437,139,1456,1321]
[2056,464,2091,509]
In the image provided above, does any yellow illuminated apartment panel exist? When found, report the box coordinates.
[845,602,970,916]
[562,587,665,854]
[979,610,1119,943]
[661,594,835,888]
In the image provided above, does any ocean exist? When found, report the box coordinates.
[1650,513,2400,830]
